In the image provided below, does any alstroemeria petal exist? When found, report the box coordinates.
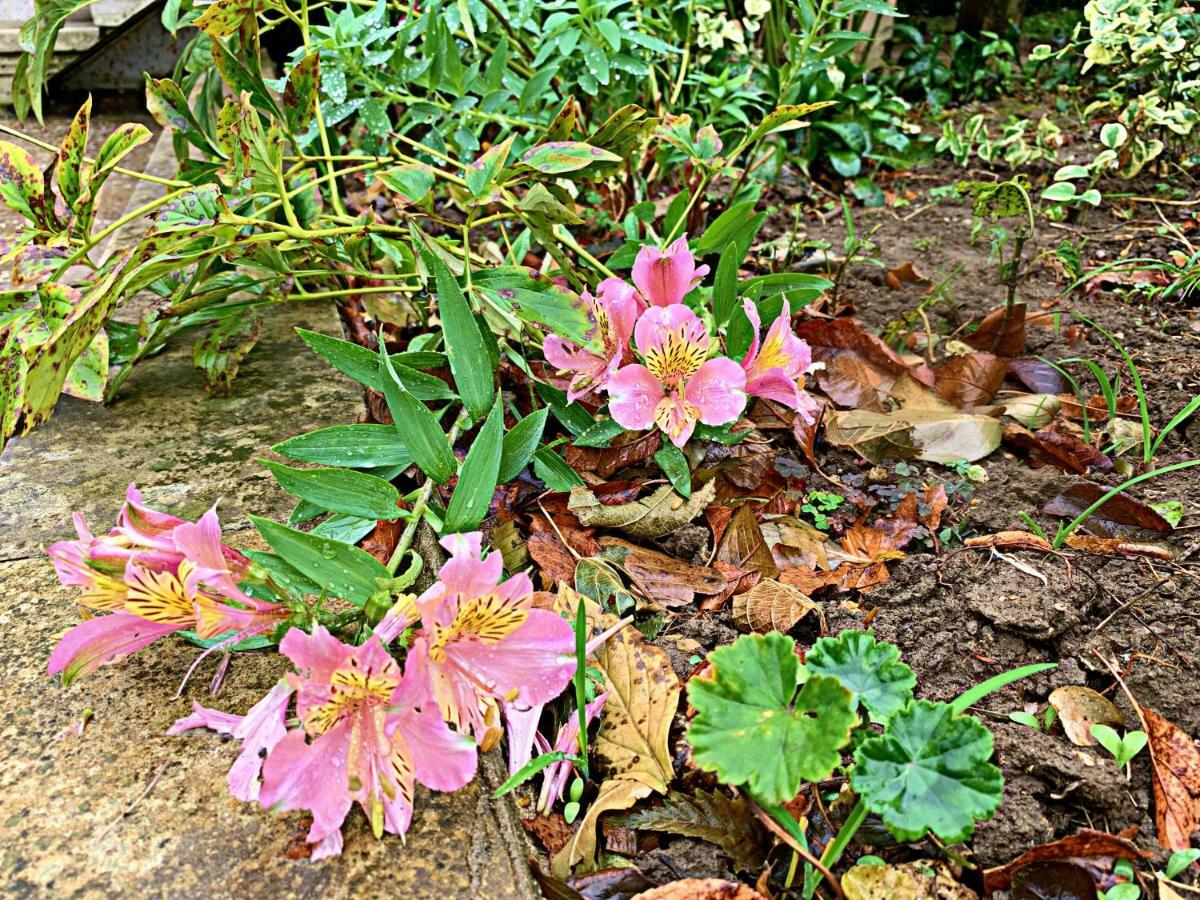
[394,706,477,792]
[608,364,664,431]
[686,357,747,427]
[633,305,711,387]
[443,608,576,708]
[632,236,709,307]
[48,613,181,685]
[260,723,354,844]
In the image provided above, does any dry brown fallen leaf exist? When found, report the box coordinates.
[716,504,780,579]
[732,578,819,633]
[962,302,1026,356]
[633,879,765,900]
[843,860,977,899]
[569,480,717,539]
[895,483,949,532]
[885,259,926,291]
[1044,482,1173,537]
[552,589,681,877]
[980,827,1150,892]
[1062,535,1171,561]
[598,536,725,608]
[1140,705,1200,851]
[934,351,1008,407]
[1003,422,1112,475]
[565,430,662,479]
[963,531,1054,553]
[825,374,1002,464]
[1048,685,1125,746]
[780,524,907,596]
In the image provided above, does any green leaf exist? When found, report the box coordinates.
[251,516,390,607]
[466,135,514,198]
[0,139,52,228]
[743,102,838,147]
[243,549,323,597]
[688,633,858,805]
[492,751,576,799]
[273,424,414,470]
[296,328,453,400]
[261,460,403,520]
[57,97,90,211]
[283,53,320,136]
[1100,122,1128,150]
[1041,182,1077,202]
[424,250,495,421]
[194,0,255,36]
[713,242,740,328]
[144,75,219,155]
[654,443,692,498]
[498,407,549,484]
[61,330,108,401]
[482,286,595,348]
[572,416,624,448]
[377,341,457,484]
[1053,164,1090,181]
[534,446,584,490]
[444,398,503,533]
[852,700,1003,842]
[803,630,916,724]
[574,556,635,614]
[519,141,622,177]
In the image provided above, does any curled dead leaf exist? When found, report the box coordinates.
[1003,423,1112,475]
[732,578,819,634]
[963,302,1026,356]
[716,505,780,579]
[1043,482,1173,538]
[885,260,926,291]
[981,828,1150,892]
[1048,686,1125,746]
[569,480,717,539]
[964,531,1053,553]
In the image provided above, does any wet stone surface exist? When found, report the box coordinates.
[0,304,535,898]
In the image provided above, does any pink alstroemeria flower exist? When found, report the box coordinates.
[47,486,287,685]
[631,236,709,307]
[740,298,821,423]
[534,693,608,813]
[257,626,477,858]
[169,678,294,802]
[406,532,576,744]
[608,305,747,447]
[543,278,644,402]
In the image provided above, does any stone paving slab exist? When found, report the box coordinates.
[0,304,538,898]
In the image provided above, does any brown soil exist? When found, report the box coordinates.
[748,157,1200,876]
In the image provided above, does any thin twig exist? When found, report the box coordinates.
[93,763,170,843]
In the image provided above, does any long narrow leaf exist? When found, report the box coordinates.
[425,250,495,421]
[445,398,504,533]
[261,459,403,520]
[378,342,456,484]
[499,407,549,484]
[251,516,389,607]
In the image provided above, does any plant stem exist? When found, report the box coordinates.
[0,124,190,187]
[806,798,866,899]
[574,599,590,779]
[385,410,468,574]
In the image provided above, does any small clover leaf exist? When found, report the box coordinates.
[687,633,858,805]
[851,700,1003,843]
[803,629,916,724]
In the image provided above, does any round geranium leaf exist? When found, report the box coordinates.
[851,699,1003,843]
[687,633,858,805]
[803,629,916,724]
